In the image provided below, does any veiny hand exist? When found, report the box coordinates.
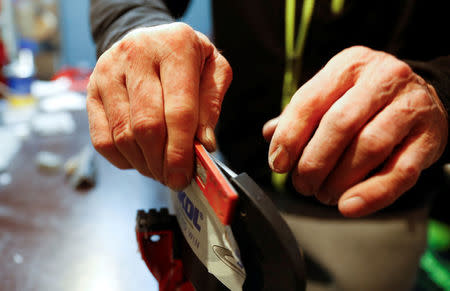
[87,23,232,190]
[263,46,448,217]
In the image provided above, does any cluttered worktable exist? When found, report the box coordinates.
[0,94,166,290]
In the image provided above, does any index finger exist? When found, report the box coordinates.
[268,46,375,173]
[160,30,204,190]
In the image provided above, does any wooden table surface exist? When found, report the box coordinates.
[0,110,166,291]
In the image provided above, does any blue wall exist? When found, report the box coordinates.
[59,0,212,68]
[181,0,212,37]
[59,0,97,68]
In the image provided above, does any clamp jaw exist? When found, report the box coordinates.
[136,209,194,291]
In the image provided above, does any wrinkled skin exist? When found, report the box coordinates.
[264,46,448,217]
[87,23,448,217]
[87,23,232,190]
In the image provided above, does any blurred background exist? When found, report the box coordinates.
[1,0,212,79]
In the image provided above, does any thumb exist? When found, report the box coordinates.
[196,43,233,152]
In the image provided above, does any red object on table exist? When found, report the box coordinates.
[0,40,9,85]
[52,67,92,93]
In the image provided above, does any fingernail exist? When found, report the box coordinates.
[167,170,190,190]
[204,126,216,150]
[269,145,290,173]
[340,196,365,212]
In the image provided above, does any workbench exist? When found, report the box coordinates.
[0,110,164,291]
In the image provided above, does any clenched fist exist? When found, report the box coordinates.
[263,46,448,217]
[87,23,232,190]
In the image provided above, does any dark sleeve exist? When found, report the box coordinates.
[407,56,450,164]
[90,0,190,57]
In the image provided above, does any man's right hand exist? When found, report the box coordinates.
[86,23,232,190]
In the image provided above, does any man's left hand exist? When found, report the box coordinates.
[263,46,448,217]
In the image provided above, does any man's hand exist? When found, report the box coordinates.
[263,46,448,217]
[87,23,232,190]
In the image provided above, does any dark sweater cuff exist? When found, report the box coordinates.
[91,3,175,57]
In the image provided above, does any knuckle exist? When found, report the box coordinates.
[339,46,374,63]
[168,23,197,47]
[117,37,135,53]
[166,104,197,130]
[297,157,324,177]
[327,108,360,135]
[344,45,373,56]
[166,146,191,169]
[111,120,134,146]
[132,116,165,139]
[399,90,435,118]
[412,90,434,109]
[95,56,112,75]
[119,38,144,63]
[414,90,434,107]
[122,28,147,42]
[171,22,196,38]
[387,59,412,79]
[116,32,156,65]
[397,162,420,186]
[358,131,391,158]
[162,23,199,57]
[330,46,375,78]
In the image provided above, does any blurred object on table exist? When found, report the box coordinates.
[11,0,60,80]
[65,145,97,190]
[52,67,91,93]
[14,0,58,43]
[0,40,9,86]
[31,111,76,136]
[3,48,35,106]
[35,151,63,173]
